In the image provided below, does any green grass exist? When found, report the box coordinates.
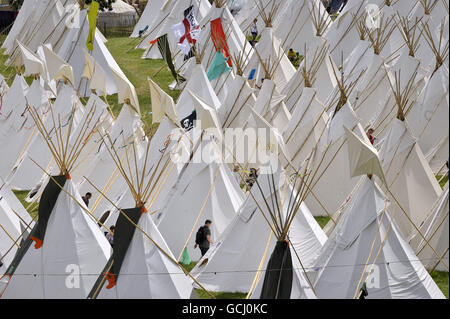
[13,190,39,220]
[432,271,449,299]
[182,261,198,273]
[437,175,448,189]
[314,216,330,229]
[0,34,180,136]
[195,289,247,299]
[1,34,448,299]
[103,36,181,134]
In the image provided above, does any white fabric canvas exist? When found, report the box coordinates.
[0,178,34,228]
[1,0,38,54]
[0,73,9,96]
[303,103,368,217]
[5,0,69,67]
[0,79,47,183]
[78,104,143,218]
[0,193,23,274]
[407,66,449,172]
[0,178,111,299]
[378,119,442,240]
[219,75,256,129]
[324,0,368,63]
[274,0,331,55]
[11,85,84,191]
[282,37,338,112]
[283,87,329,171]
[155,139,244,262]
[131,0,167,38]
[0,74,29,123]
[245,27,296,93]
[97,211,193,299]
[410,184,449,272]
[192,169,324,297]
[312,178,445,299]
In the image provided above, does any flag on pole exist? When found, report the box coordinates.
[211,18,232,67]
[180,247,191,266]
[157,34,185,84]
[207,51,232,82]
[86,1,99,52]
[171,5,201,56]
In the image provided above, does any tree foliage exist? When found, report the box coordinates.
[84,0,116,11]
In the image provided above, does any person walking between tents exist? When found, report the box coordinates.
[288,49,297,63]
[82,192,92,207]
[251,19,258,41]
[195,220,213,256]
[105,225,115,247]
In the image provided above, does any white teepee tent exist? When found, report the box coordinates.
[11,84,85,190]
[191,170,323,297]
[409,181,448,272]
[312,177,445,299]
[130,0,167,38]
[0,102,113,298]
[378,119,444,245]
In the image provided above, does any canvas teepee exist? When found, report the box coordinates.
[191,169,325,298]
[409,182,449,272]
[0,100,112,299]
[282,37,338,113]
[0,179,33,274]
[131,0,167,38]
[84,120,214,299]
[10,47,85,190]
[274,0,331,55]
[0,72,48,184]
[312,177,445,299]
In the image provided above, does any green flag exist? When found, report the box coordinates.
[207,51,232,82]
[86,1,99,52]
[180,247,191,266]
[157,34,185,84]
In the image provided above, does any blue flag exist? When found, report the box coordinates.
[248,68,256,80]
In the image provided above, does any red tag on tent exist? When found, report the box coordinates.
[66,173,71,180]
[149,38,158,45]
[211,18,232,67]
[141,206,148,214]
[105,272,116,289]
[30,236,43,249]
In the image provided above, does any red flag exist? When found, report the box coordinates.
[211,18,232,67]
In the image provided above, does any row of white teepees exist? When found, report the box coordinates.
[0,0,448,299]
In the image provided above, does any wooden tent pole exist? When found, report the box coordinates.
[83,176,217,299]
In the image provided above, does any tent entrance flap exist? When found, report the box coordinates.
[2,175,67,279]
[89,206,143,295]
[259,240,293,299]
[29,175,67,248]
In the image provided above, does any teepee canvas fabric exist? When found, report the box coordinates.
[312,178,445,299]
[0,177,111,298]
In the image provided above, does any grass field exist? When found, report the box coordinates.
[1,34,448,299]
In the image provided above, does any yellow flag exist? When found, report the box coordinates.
[86,1,99,51]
